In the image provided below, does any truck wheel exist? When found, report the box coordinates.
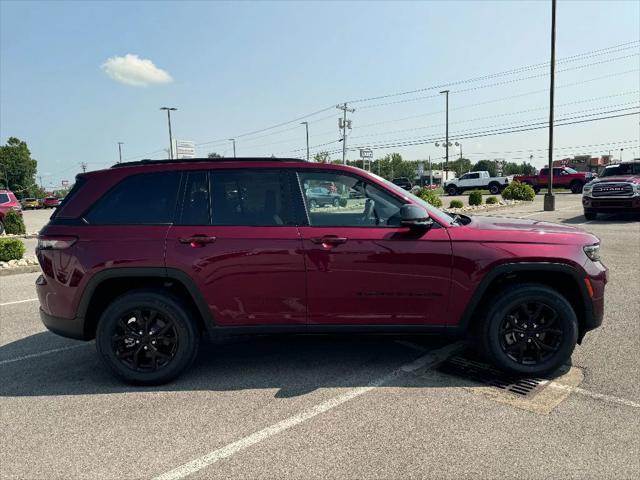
[479,284,578,376]
[488,182,501,194]
[96,290,200,385]
[584,211,597,220]
[570,181,584,194]
[447,186,458,196]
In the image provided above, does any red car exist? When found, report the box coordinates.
[0,189,22,234]
[515,167,595,194]
[36,158,607,385]
[42,197,62,209]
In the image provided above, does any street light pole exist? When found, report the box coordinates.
[229,138,236,158]
[439,90,450,181]
[160,107,177,160]
[117,142,124,163]
[544,0,557,211]
[620,148,624,161]
[301,122,310,161]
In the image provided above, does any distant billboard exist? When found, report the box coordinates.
[173,140,196,159]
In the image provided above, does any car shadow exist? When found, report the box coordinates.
[0,331,570,398]
[561,212,640,225]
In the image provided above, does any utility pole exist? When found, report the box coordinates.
[544,0,557,211]
[300,122,310,161]
[80,162,87,173]
[229,138,236,158]
[619,148,624,161]
[117,142,124,163]
[440,90,450,181]
[337,103,355,164]
[429,155,433,187]
[160,107,177,160]
[37,176,43,189]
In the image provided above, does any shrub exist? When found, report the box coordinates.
[0,238,25,262]
[486,196,498,205]
[468,190,483,206]
[2,211,26,235]
[502,181,535,201]
[417,188,442,208]
[338,197,348,207]
[449,199,464,209]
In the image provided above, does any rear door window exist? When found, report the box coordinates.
[0,193,9,204]
[178,171,211,225]
[85,171,181,224]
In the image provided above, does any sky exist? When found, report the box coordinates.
[1,0,639,189]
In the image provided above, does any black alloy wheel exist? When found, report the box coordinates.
[498,302,563,365]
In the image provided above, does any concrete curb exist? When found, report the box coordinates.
[0,265,41,277]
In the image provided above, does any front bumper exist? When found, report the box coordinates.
[583,195,640,212]
[39,308,87,340]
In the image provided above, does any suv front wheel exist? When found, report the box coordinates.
[480,284,578,376]
[96,290,199,385]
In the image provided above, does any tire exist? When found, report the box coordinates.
[309,199,318,208]
[332,198,340,207]
[447,185,458,196]
[479,284,578,376]
[570,181,584,194]
[96,290,199,385]
[584,210,597,220]
[488,182,501,195]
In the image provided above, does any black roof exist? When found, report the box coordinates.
[111,157,306,169]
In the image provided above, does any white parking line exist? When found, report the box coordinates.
[0,343,88,366]
[0,298,38,307]
[153,341,466,480]
[544,381,640,409]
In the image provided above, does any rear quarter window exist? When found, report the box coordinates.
[85,171,181,225]
[0,193,9,204]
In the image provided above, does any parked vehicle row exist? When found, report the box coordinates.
[20,197,62,209]
[35,157,606,385]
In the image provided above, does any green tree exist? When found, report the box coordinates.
[0,137,38,197]
[313,151,331,163]
[449,158,472,177]
[207,152,223,158]
[471,159,498,177]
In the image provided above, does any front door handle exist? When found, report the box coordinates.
[311,235,348,248]
[179,235,217,247]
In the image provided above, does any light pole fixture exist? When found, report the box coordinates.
[229,138,236,158]
[300,122,310,161]
[117,142,124,163]
[160,107,177,160]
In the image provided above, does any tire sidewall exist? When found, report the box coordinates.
[447,186,457,196]
[489,183,500,194]
[96,291,198,385]
[482,285,578,376]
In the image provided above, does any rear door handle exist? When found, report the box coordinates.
[179,235,217,247]
[311,235,348,247]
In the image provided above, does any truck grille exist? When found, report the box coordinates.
[592,182,633,197]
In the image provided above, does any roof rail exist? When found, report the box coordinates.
[111,157,306,169]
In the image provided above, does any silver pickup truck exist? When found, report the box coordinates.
[444,171,513,195]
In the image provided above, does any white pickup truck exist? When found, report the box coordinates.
[443,171,513,195]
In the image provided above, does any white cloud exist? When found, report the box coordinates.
[101,54,173,87]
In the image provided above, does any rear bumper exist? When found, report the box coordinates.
[39,308,87,340]
[583,195,640,212]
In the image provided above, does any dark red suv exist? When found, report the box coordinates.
[36,158,607,384]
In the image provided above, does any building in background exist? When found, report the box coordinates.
[553,155,613,173]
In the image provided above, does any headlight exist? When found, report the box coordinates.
[583,244,601,262]
[634,183,640,195]
[583,184,593,195]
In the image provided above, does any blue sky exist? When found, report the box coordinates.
[1,0,639,188]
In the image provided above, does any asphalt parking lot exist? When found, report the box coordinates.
[1,193,639,479]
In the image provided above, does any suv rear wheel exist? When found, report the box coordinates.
[96,290,199,385]
[480,284,578,376]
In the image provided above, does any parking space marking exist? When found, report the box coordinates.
[0,298,38,307]
[153,341,466,480]
[544,381,640,409]
[0,343,88,366]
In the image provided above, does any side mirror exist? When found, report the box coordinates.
[400,204,433,229]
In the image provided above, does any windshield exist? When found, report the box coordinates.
[564,167,578,174]
[600,163,640,177]
[369,173,455,224]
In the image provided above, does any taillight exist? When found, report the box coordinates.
[37,236,77,250]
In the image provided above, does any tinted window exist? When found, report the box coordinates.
[86,172,180,224]
[179,171,210,225]
[298,171,404,227]
[211,170,294,226]
[601,163,640,176]
[0,193,10,204]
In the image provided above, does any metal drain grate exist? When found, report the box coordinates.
[437,352,545,397]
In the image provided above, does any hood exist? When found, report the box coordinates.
[459,215,598,245]
[590,175,640,184]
